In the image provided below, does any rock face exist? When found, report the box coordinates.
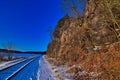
[47,0,120,79]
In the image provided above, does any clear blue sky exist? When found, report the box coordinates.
[0,0,64,51]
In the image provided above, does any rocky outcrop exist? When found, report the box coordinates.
[47,0,120,79]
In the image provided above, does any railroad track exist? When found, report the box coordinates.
[0,56,37,80]
[0,58,27,71]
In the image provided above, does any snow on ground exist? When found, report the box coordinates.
[51,65,75,80]
[45,57,76,80]
[56,66,74,80]
[38,56,57,80]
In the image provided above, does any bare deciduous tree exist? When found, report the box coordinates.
[0,52,4,62]
[101,0,120,40]
[47,26,54,41]
[61,0,87,17]
[3,41,15,60]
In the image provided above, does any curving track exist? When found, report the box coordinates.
[0,57,37,80]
